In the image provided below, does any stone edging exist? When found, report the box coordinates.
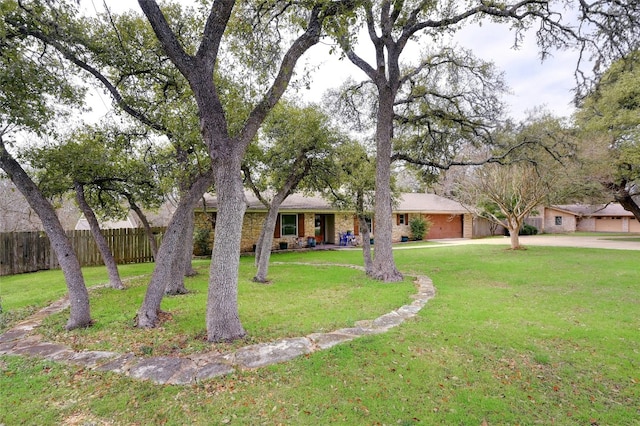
[0,264,436,385]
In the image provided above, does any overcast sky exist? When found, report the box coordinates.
[449,22,580,120]
[88,1,581,122]
[299,24,580,122]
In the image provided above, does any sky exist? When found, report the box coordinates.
[87,0,582,122]
[454,22,581,120]
[299,23,581,122]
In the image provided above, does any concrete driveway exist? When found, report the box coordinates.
[431,234,640,251]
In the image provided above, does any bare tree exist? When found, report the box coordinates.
[463,163,550,249]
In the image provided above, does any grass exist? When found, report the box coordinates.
[1,244,639,425]
[36,259,415,356]
[602,236,640,242]
[0,263,157,331]
[570,231,640,238]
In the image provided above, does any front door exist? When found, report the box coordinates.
[315,215,325,243]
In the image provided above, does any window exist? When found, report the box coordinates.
[365,217,374,233]
[281,214,297,236]
[397,213,408,225]
[555,216,563,226]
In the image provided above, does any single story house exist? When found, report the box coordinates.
[530,204,640,234]
[195,192,477,252]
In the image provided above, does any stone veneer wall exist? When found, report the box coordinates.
[463,213,473,239]
[194,211,265,253]
[391,214,412,241]
[195,210,471,254]
[195,211,340,253]
[334,213,357,240]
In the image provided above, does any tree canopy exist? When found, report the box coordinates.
[244,101,344,282]
[574,51,640,219]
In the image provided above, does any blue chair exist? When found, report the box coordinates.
[339,232,348,246]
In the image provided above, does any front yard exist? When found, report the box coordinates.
[1,244,638,425]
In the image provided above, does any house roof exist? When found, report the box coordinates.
[75,212,138,231]
[396,193,466,214]
[551,203,635,217]
[201,191,467,215]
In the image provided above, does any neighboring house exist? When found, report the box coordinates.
[75,212,139,230]
[2,178,175,233]
[74,201,175,231]
[196,192,477,253]
[531,204,640,234]
[0,178,79,232]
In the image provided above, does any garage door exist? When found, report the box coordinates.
[594,217,623,232]
[426,214,463,239]
[629,218,640,233]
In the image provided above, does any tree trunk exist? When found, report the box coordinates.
[1,143,91,330]
[129,198,158,260]
[74,182,124,290]
[509,228,521,249]
[206,156,247,342]
[371,87,403,282]
[164,222,189,295]
[165,208,195,294]
[507,217,522,249]
[253,204,282,283]
[136,170,214,328]
[358,215,373,275]
[254,228,265,267]
[183,210,197,277]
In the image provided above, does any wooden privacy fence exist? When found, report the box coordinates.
[0,227,165,276]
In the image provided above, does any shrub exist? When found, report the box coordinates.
[520,224,538,235]
[193,227,212,256]
[410,216,432,240]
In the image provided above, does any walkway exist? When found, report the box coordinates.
[0,264,435,385]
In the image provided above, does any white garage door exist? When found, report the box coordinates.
[594,217,623,232]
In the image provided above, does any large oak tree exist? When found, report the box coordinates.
[136,0,355,341]
[0,0,91,329]
[244,101,342,283]
[329,0,640,281]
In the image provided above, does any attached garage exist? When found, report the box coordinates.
[395,193,470,240]
[425,214,463,239]
[627,217,640,232]
[595,217,624,232]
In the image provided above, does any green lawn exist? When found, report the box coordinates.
[36,259,415,356]
[1,245,638,425]
[0,262,158,331]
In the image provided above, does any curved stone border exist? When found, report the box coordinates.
[0,264,435,385]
